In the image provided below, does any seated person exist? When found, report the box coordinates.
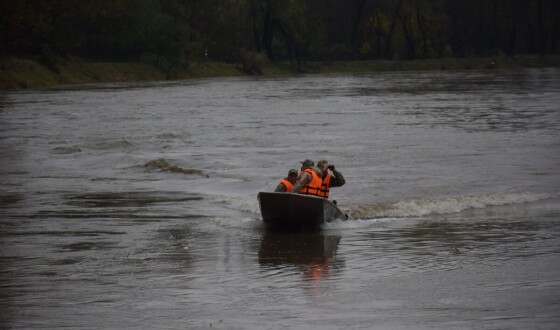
[274,169,298,192]
[291,159,323,196]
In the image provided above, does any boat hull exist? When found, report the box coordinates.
[257,192,347,229]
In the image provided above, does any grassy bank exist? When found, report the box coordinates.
[0,57,247,90]
[1,55,559,90]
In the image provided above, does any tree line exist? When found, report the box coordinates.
[1,0,558,70]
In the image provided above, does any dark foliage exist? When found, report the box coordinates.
[1,0,558,66]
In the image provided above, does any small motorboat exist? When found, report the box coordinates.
[257,192,348,229]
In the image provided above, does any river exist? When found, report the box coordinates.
[1,68,559,329]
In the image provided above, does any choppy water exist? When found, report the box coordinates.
[1,69,560,329]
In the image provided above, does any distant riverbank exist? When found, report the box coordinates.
[1,55,559,90]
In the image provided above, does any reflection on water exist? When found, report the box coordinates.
[259,231,340,264]
[259,231,342,297]
[260,232,340,275]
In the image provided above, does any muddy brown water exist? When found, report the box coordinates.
[1,69,559,329]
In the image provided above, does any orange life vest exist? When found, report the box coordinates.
[279,179,293,192]
[318,171,332,199]
[300,169,323,197]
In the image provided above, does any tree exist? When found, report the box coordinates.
[2,0,559,65]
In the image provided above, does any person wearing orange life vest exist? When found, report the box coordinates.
[315,159,345,199]
[274,168,298,192]
[290,159,326,197]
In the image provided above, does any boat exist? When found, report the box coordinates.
[257,192,348,229]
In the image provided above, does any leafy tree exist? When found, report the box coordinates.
[1,0,558,65]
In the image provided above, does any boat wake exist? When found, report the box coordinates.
[214,191,553,224]
[344,192,553,220]
[320,217,397,230]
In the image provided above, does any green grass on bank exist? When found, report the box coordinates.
[1,55,559,90]
[0,57,252,90]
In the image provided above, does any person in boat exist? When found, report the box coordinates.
[316,159,346,200]
[274,169,298,192]
[290,159,325,197]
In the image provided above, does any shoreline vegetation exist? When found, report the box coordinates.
[3,1,558,90]
[2,55,559,90]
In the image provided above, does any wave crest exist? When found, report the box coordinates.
[143,159,202,175]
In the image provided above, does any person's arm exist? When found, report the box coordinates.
[274,182,287,192]
[291,172,311,193]
[329,167,346,188]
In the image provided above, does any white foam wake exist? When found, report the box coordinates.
[345,192,553,220]
[212,192,554,222]
[321,217,397,230]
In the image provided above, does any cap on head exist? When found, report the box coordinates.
[300,159,314,167]
[288,168,298,176]
[317,159,328,168]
